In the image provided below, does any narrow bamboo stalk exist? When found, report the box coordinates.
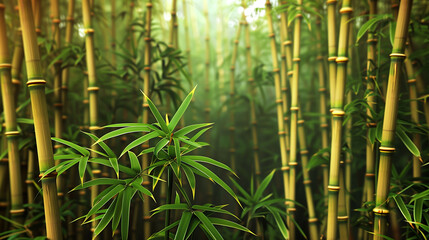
[169,0,177,48]
[18,0,62,238]
[327,0,338,107]
[182,0,192,83]
[61,0,75,124]
[31,0,41,35]
[265,0,290,228]
[204,0,210,125]
[243,3,261,184]
[228,12,243,173]
[0,3,24,222]
[297,110,319,240]
[142,1,153,238]
[216,3,226,114]
[26,149,35,205]
[11,4,23,101]
[82,0,101,234]
[288,1,304,238]
[373,0,412,239]
[326,0,352,239]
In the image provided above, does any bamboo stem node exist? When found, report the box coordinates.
[87,86,99,92]
[373,207,389,215]
[389,53,406,58]
[379,146,395,152]
[281,166,290,171]
[303,180,311,185]
[9,209,25,214]
[26,79,46,86]
[339,7,353,14]
[84,28,94,34]
[0,63,11,68]
[337,215,349,221]
[309,218,318,223]
[290,106,299,111]
[91,169,101,174]
[328,185,340,191]
[336,57,349,63]
[332,110,345,116]
[298,120,304,124]
[328,56,337,62]
[12,79,21,85]
[407,79,416,83]
[300,150,309,155]
[5,131,20,136]
[39,172,58,179]
[89,126,101,131]
[327,0,337,4]
[283,40,292,46]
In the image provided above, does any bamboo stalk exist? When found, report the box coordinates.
[204,0,210,125]
[0,3,24,222]
[288,1,304,238]
[11,3,23,101]
[216,3,226,114]
[182,0,192,84]
[327,0,338,107]
[31,0,41,35]
[18,0,62,238]
[326,0,352,239]
[142,1,152,238]
[26,149,35,206]
[243,3,261,184]
[373,0,412,239]
[297,110,319,240]
[265,0,290,228]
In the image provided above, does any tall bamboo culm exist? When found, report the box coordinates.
[373,1,412,238]
[11,4,23,101]
[18,0,63,238]
[204,0,210,125]
[82,0,100,233]
[243,3,261,184]
[0,2,24,223]
[326,0,352,239]
[265,0,290,230]
[228,11,243,173]
[142,1,153,238]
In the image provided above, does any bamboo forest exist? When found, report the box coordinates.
[0,0,429,239]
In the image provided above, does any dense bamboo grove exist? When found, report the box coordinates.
[0,0,428,240]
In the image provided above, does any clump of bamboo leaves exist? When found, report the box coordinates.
[48,89,252,240]
[18,0,62,238]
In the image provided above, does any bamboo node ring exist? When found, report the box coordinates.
[142,181,151,186]
[146,3,153,8]
[303,180,311,185]
[248,78,254,82]
[84,28,95,34]
[268,33,275,38]
[229,126,235,131]
[332,110,345,116]
[287,208,296,212]
[283,40,292,46]
[9,209,25,214]
[337,215,349,221]
[141,144,150,148]
[373,207,389,214]
[321,123,328,128]
[339,7,353,14]
[273,68,280,72]
[144,37,151,41]
[293,58,301,62]
[391,4,399,8]
[87,87,100,91]
[12,79,21,85]
[336,57,349,63]
[308,218,318,223]
[379,146,395,152]
[365,173,375,177]
[144,67,151,70]
[389,53,406,58]
[143,103,149,108]
[82,99,89,104]
[0,158,8,163]
[0,63,11,68]
[328,185,340,191]
[407,79,417,84]
[281,87,287,91]
[92,169,102,175]
[66,17,74,21]
[143,216,151,220]
[327,0,337,4]
[366,122,377,128]
[284,117,289,121]
[300,150,309,155]
[54,103,63,107]
[328,57,337,62]
[287,71,293,76]
[298,120,305,124]
[290,106,299,111]
[275,99,283,104]
[278,131,286,135]
[0,202,8,207]
[54,144,63,149]
[0,4,5,9]
[27,79,47,86]
[39,171,58,179]
[319,88,326,92]
[57,192,64,197]
[5,131,20,136]
[89,126,101,131]
[52,19,61,23]
[230,66,236,70]
[280,166,289,171]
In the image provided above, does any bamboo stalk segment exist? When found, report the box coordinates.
[326,1,352,239]
[18,0,62,238]
[0,3,24,222]
[373,1,412,239]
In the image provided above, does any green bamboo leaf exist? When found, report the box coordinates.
[108,158,120,178]
[182,156,236,176]
[192,205,237,219]
[389,21,396,47]
[182,165,196,199]
[174,123,213,137]
[178,137,201,148]
[89,158,135,176]
[208,217,255,235]
[42,159,77,179]
[182,158,240,207]
[169,87,196,131]
[147,220,180,240]
[138,146,155,156]
[185,217,200,239]
[266,206,289,239]
[120,131,159,158]
[414,198,423,224]
[93,198,117,239]
[396,127,421,157]
[393,195,412,223]
[52,137,89,156]
[195,211,223,240]
[83,132,116,158]
[141,91,169,133]
[174,211,193,240]
[103,123,151,128]
[54,153,81,160]
[356,14,390,42]
[121,188,137,240]
[85,185,125,222]
[151,203,189,216]
[57,159,80,176]
[131,181,154,201]
[78,155,90,184]
[128,151,141,173]
[154,138,169,158]
[112,192,124,234]
[254,170,276,201]
[95,126,151,144]
[229,178,251,200]
[71,178,125,191]
[174,138,181,171]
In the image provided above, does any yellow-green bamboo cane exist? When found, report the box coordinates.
[228,12,243,173]
[0,3,24,222]
[182,0,192,83]
[373,0,412,239]
[265,0,289,226]
[244,4,261,184]
[61,0,75,124]
[82,0,101,233]
[31,0,41,35]
[142,1,153,238]
[326,1,352,239]
[288,1,304,238]
[18,0,62,238]
[11,5,23,101]
[327,0,337,107]
[26,149,36,205]
[297,110,319,240]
